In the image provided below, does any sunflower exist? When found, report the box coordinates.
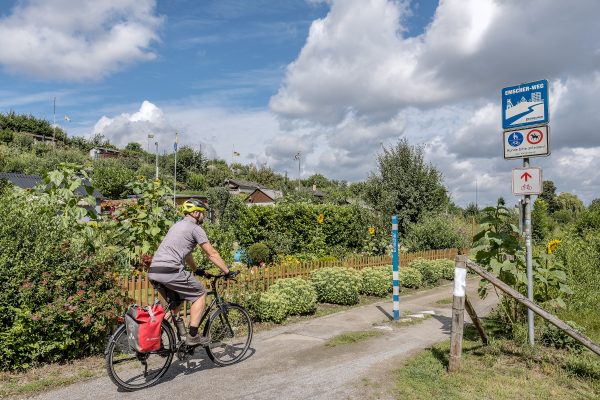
[317,213,325,224]
[547,239,561,255]
[368,226,376,235]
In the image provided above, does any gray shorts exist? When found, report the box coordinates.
[148,269,206,304]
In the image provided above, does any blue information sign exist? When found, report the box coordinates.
[501,79,549,130]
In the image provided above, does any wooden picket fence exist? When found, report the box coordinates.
[120,248,467,307]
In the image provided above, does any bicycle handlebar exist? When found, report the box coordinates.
[196,268,240,281]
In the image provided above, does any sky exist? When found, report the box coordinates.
[0,0,599,207]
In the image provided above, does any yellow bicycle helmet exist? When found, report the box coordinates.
[181,199,208,214]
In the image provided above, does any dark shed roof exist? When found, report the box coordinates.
[0,172,104,199]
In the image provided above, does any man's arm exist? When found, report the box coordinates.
[198,242,230,274]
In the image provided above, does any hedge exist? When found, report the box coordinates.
[360,266,392,297]
[309,267,361,305]
[269,278,317,315]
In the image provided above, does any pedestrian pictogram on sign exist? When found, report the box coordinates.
[512,167,542,195]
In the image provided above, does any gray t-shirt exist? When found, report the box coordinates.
[150,216,208,272]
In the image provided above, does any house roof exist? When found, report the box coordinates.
[0,172,104,199]
[224,179,263,190]
[246,188,283,203]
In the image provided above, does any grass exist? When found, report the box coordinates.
[390,325,600,399]
[325,330,385,347]
[435,297,453,305]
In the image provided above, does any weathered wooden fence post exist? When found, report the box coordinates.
[449,255,468,372]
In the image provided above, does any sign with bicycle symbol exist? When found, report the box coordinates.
[503,125,550,159]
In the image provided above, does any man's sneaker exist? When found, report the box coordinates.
[185,334,210,346]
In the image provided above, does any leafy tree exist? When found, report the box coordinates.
[205,160,233,187]
[532,198,551,242]
[186,172,207,191]
[0,129,13,144]
[163,145,206,184]
[540,180,558,213]
[364,138,448,234]
[91,159,135,199]
[124,142,143,152]
[463,202,480,218]
[554,192,584,214]
[589,198,600,213]
[0,111,66,141]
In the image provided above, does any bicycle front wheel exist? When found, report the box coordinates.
[204,303,253,366]
[105,321,175,391]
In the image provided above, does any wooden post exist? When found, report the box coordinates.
[466,260,600,357]
[465,296,489,345]
[449,255,468,372]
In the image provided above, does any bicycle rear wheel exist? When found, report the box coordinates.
[105,321,175,391]
[204,303,253,366]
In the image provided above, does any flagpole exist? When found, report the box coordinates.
[173,132,178,207]
[53,97,56,144]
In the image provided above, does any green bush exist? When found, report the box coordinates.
[309,267,360,305]
[399,267,423,288]
[431,259,454,280]
[257,291,288,323]
[269,278,317,315]
[360,266,392,297]
[235,202,380,258]
[405,213,470,251]
[0,190,127,371]
[247,242,271,265]
[540,321,585,352]
[0,129,13,143]
[228,286,261,321]
[91,158,136,199]
[408,258,443,285]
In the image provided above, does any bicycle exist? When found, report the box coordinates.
[105,269,253,391]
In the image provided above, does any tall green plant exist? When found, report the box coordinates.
[111,177,176,265]
[473,203,571,324]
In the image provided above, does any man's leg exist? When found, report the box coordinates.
[189,292,206,328]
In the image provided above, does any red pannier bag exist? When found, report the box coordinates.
[124,301,165,352]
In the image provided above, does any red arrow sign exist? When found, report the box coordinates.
[521,172,532,181]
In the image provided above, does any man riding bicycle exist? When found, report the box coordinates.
[148,199,230,346]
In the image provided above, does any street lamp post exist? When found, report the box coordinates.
[155,141,159,179]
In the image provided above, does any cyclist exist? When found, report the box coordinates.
[148,199,230,346]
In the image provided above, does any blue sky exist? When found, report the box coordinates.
[1,0,600,207]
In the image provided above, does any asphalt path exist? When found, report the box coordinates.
[32,278,498,400]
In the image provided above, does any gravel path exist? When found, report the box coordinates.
[32,279,497,400]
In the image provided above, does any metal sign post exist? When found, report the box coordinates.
[392,215,399,321]
[523,157,534,346]
[502,79,551,346]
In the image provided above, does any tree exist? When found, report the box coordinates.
[554,192,584,214]
[589,198,600,213]
[364,138,448,234]
[124,142,143,152]
[539,180,558,213]
[532,198,551,242]
[91,159,135,199]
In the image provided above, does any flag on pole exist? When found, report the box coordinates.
[64,115,71,122]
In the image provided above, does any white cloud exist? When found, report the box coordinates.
[0,0,163,81]
[266,0,600,205]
